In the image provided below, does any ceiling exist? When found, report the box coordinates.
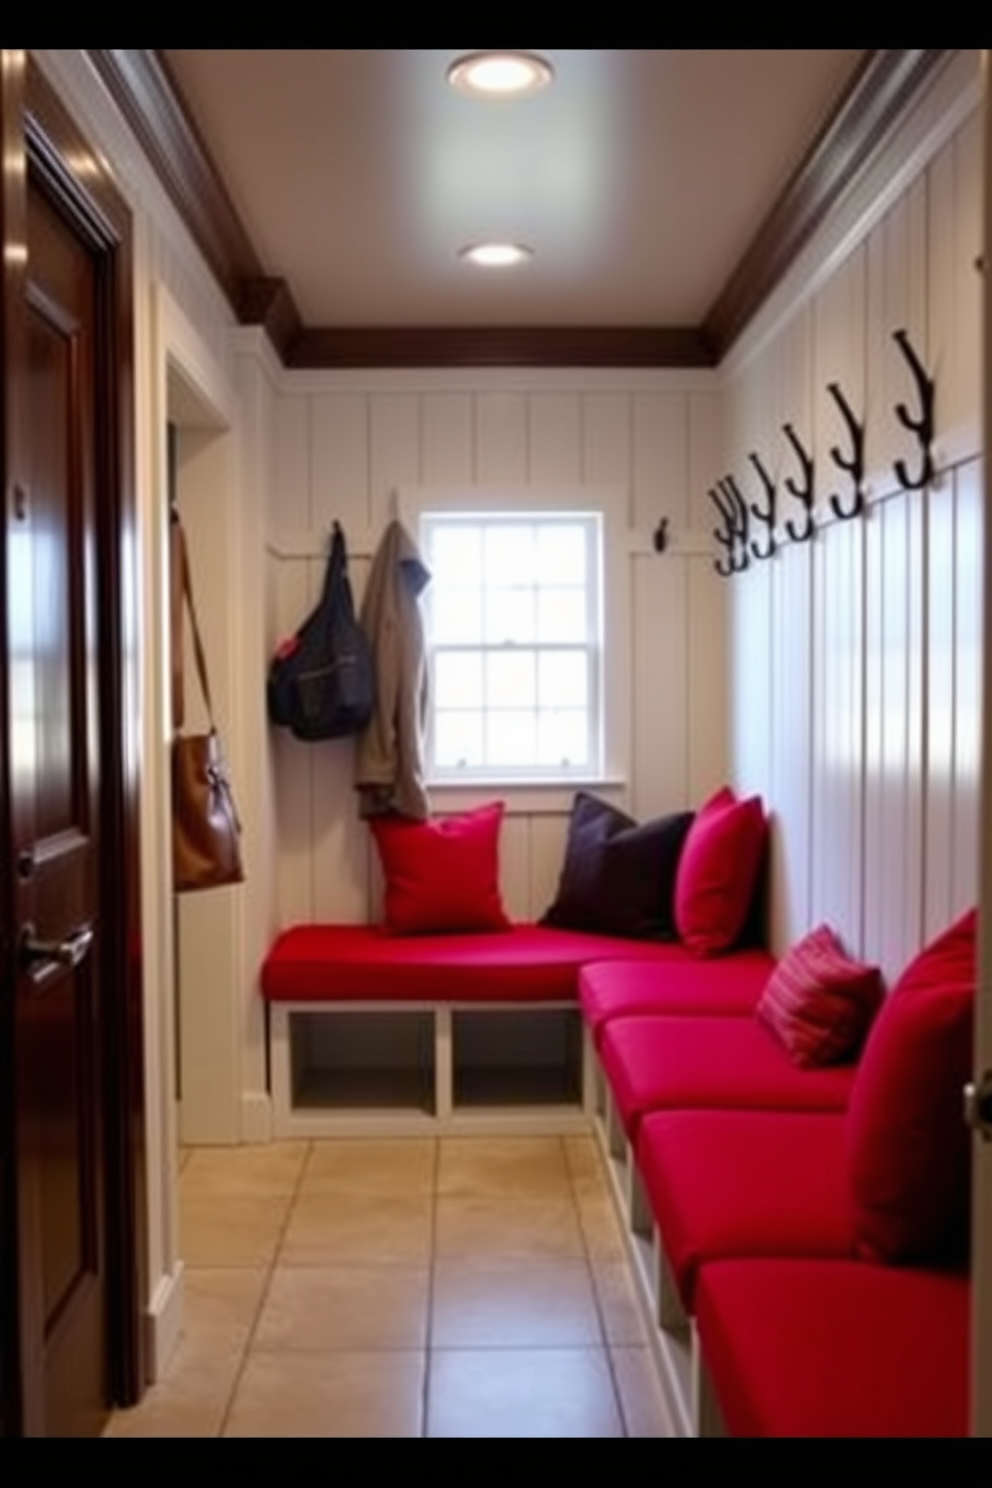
[87,50,949,367]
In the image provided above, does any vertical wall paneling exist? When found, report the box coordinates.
[369,394,421,530]
[924,476,957,941]
[865,180,928,500]
[582,393,632,491]
[951,459,983,918]
[272,392,309,540]
[768,538,814,954]
[687,559,729,808]
[631,555,689,819]
[528,814,571,923]
[497,814,533,924]
[267,373,728,938]
[862,493,925,982]
[476,392,528,484]
[688,392,723,521]
[813,248,867,526]
[422,392,474,486]
[950,111,983,465]
[729,561,773,807]
[927,113,983,469]
[633,393,689,534]
[810,517,865,951]
[529,392,583,486]
[309,393,370,538]
[271,557,317,928]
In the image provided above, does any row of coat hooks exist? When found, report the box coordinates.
[703,328,935,577]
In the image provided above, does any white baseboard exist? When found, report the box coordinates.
[241,1090,274,1144]
[144,1262,186,1385]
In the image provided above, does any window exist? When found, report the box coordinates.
[420,511,604,783]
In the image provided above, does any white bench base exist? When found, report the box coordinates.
[588,1040,728,1439]
[268,999,595,1141]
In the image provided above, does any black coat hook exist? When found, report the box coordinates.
[892,328,935,491]
[718,476,751,573]
[781,423,815,543]
[747,452,777,561]
[652,517,670,554]
[707,485,739,577]
[826,382,865,521]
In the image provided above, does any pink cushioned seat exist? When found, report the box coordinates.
[695,1257,969,1438]
[636,1109,852,1313]
[261,923,692,1005]
[598,1015,856,1140]
[579,950,775,1047]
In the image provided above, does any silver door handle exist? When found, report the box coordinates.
[20,922,94,981]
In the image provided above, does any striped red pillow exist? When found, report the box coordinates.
[755,924,883,1068]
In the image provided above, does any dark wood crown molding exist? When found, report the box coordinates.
[287,325,713,370]
[83,49,952,370]
[703,49,953,360]
[85,50,282,321]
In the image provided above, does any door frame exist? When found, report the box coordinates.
[0,51,146,1432]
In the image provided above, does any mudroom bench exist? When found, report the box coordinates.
[259,923,744,1139]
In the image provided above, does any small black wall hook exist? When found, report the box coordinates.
[781,422,815,542]
[892,327,935,491]
[747,452,777,561]
[826,381,865,521]
[652,517,670,554]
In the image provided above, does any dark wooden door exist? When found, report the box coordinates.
[1,53,147,1438]
[9,168,109,1442]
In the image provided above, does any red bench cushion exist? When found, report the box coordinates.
[261,923,693,1005]
[579,950,775,1046]
[598,1015,856,1140]
[695,1257,969,1438]
[636,1109,852,1313]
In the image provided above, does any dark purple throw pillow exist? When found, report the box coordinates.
[541,791,694,941]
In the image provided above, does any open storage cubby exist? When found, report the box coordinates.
[287,1008,436,1119]
[269,1001,593,1138]
[452,1006,584,1110]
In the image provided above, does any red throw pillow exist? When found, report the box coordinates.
[755,923,883,1067]
[370,802,512,935]
[846,907,977,1264]
[673,787,767,956]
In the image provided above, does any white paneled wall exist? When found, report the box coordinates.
[266,373,728,929]
[726,95,983,984]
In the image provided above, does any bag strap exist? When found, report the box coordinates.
[318,520,347,607]
[173,514,216,732]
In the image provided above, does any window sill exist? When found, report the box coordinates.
[425,777,629,816]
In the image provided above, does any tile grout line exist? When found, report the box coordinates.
[564,1135,632,1440]
[214,1140,316,1440]
[420,1136,442,1439]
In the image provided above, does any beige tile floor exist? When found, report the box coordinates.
[104,1134,670,1438]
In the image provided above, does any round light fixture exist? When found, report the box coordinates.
[446,51,553,99]
[459,242,534,268]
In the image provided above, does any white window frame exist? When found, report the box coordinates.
[396,486,631,803]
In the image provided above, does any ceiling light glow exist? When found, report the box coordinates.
[447,51,554,99]
[459,242,534,268]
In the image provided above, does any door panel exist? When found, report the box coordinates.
[10,170,107,1441]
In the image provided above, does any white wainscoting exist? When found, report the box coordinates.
[265,372,731,930]
[725,93,983,983]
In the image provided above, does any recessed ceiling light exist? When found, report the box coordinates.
[447,51,554,99]
[459,242,534,268]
